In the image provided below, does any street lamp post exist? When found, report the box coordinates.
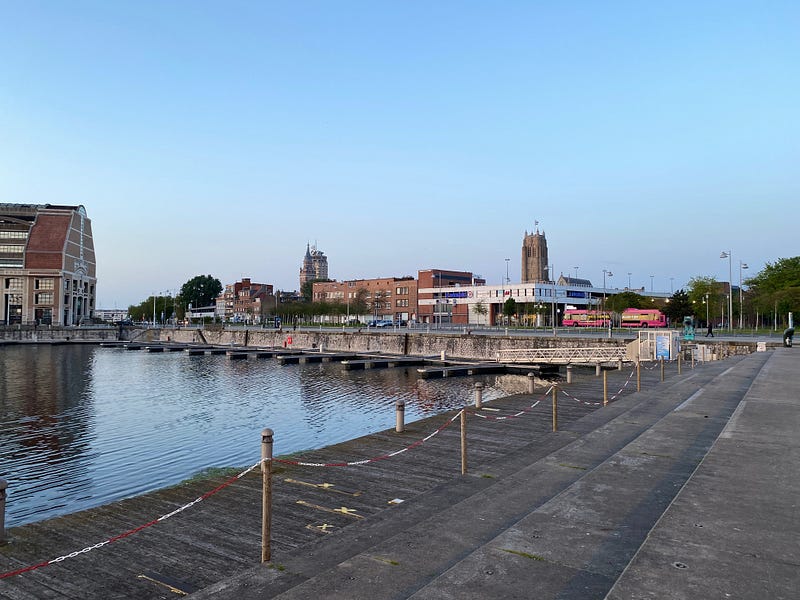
[739,261,748,329]
[720,251,733,331]
[650,275,654,292]
[602,269,613,311]
[704,293,709,328]
[627,272,631,289]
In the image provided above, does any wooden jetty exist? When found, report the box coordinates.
[341,357,426,370]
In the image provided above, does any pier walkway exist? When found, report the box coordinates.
[1,349,796,599]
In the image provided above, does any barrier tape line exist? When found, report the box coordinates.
[469,386,552,420]
[274,411,463,467]
[557,368,637,406]
[0,461,263,580]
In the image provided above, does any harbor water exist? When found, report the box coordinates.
[0,344,529,527]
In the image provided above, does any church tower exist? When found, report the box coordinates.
[521,226,549,283]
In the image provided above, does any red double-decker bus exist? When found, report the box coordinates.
[620,308,667,328]
[562,309,611,327]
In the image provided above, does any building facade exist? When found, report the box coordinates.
[217,278,275,323]
[521,227,549,283]
[312,277,418,323]
[1,204,96,325]
[299,243,329,288]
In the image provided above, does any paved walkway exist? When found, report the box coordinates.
[193,347,798,599]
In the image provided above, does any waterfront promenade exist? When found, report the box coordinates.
[1,348,796,598]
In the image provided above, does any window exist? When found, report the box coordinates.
[0,231,27,239]
[35,279,54,290]
[0,245,24,253]
[4,278,23,290]
[396,286,409,295]
[35,293,53,304]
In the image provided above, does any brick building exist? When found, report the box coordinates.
[312,277,418,323]
[217,278,275,323]
[1,204,96,325]
[416,269,485,325]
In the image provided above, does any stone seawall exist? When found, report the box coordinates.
[160,328,759,361]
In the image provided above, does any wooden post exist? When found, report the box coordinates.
[603,370,608,406]
[618,358,623,370]
[552,387,558,432]
[660,357,665,382]
[527,372,536,394]
[637,360,641,392]
[678,352,682,374]
[474,382,484,409]
[566,365,573,384]
[395,399,405,432]
[692,352,695,369]
[0,478,7,544]
[460,410,468,475]
[261,429,273,563]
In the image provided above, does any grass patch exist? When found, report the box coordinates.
[481,473,496,479]
[183,466,242,484]
[501,549,546,561]
[267,563,287,571]
[372,556,400,566]
[640,452,673,459]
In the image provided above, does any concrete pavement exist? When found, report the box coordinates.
[196,347,798,599]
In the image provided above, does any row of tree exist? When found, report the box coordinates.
[125,257,799,327]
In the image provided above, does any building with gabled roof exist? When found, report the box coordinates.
[1,203,96,325]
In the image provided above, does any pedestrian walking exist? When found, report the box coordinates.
[706,322,713,337]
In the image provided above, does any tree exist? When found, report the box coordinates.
[472,300,488,325]
[745,257,800,326]
[180,275,222,310]
[686,276,723,324]
[663,289,692,326]
[605,291,645,313]
[503,297,517,324]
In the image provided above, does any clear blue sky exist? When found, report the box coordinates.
[1,1,797,308]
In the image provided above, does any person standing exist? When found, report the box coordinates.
[706,321,714,337]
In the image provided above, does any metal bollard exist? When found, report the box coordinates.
[552,387,558,432]
[566,365,573,384]
[261,429,273,563]
[474,382,484,409]
[527,372,536,394]
[603,370,608,406]
[441,350,446,361]
[618,358,623,370]
[0,478,7,544]
[660,357,665,382]
[595,363,601,377]
[637,360,641,392]
[396,399,405,432]
[692,353,695,369]
[460,410,468,475]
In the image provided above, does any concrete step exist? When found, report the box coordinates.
[193,355,766,599]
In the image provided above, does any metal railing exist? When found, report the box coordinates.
[496,346,627,364]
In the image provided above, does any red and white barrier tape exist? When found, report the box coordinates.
[0,410,465,579]
[0,460,263,580]
[275,410,462,467]
[469,386,552,420]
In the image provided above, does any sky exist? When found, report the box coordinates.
[1,1,797,308]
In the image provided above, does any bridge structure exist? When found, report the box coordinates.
[495,346,629,365]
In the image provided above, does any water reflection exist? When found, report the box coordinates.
[0,346,527,527]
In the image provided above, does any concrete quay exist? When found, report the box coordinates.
[195,348,798,600]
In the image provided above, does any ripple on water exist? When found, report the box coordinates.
[0,346,526,526]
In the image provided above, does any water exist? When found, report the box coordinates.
[0,345,528,527]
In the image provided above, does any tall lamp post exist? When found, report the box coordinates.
[738,261,748,329]
[704,293,709,328]
[650,275,654,292]
[602,269,613,311]
[627,272,632,289]
[720,251,733,331]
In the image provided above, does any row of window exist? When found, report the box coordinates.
[0,231,28,239]
[4,278,56,290]
[0,245,24,254]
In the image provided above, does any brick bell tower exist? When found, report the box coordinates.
[521,225,549,283]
